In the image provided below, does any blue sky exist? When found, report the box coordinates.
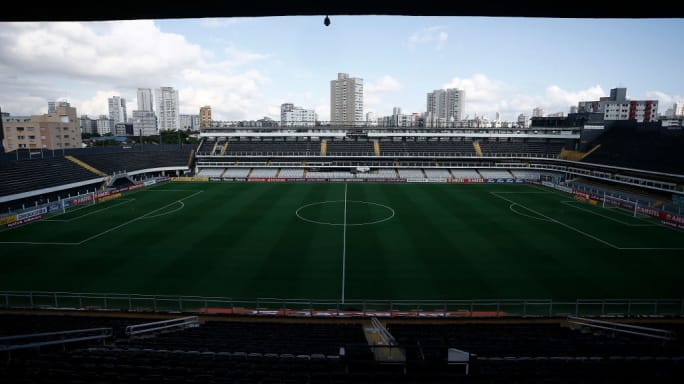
[0,16,682,122]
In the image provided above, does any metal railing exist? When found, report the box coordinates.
[125,316,199,336]
[0,327,112,352]
[1,291,683,318]
[566,316,676,340]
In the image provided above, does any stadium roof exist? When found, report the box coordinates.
[2,0,683,21]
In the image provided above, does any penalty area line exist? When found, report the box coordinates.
[77,190,203,245]
[491,192,621,249]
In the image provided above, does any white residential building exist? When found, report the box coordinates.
[108,96,127,124]
[180,114,200,130]
[131,110,157,136]
[330,73,363,126]
[48,101,70,114]
[378,107,419,127]
[280,103,317,126]
[96,115,113,135]
[517,113,528,128]
[426,88,465,126]
[577,87,658,122]
[674,102,684,117]
[137,88,154,112]
[155,87,180,131]
[365,112,378,126]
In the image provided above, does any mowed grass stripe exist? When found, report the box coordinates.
[0,182,683,301]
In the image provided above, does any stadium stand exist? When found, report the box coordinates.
[223,168,251,178]
[479,140,566,157]
[73,149,192,174]
[397,169,425,181]
[327,140,375,156]
[197,168,225,177]
[424,169,452,181]
[2,311,684,383]
[279,168,305,178]
[581,124,684,174]
[449,169,482,179]
[249,168,279,178]
[476,169,514,179]
[0,157,101,197]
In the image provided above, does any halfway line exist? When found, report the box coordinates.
[341,183,347,304]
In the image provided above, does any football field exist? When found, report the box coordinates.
[1,181,683,306]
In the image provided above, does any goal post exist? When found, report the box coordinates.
[601,193,643,218]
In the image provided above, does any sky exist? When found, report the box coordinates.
[0,16,682,122]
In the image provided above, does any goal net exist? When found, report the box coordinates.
[601,194,650,218]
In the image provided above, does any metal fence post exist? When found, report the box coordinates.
[54,292,58,308]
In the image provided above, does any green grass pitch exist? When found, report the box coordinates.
[1,181,683,303]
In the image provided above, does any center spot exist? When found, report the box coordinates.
[296,200,395,226]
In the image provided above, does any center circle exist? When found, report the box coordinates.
[296,200,395,226]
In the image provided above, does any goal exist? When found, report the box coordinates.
[600,193,649,218]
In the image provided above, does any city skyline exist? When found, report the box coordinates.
[0,16,682,122]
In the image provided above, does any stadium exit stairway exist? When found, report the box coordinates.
[64,155,108,177]
[320,140,327,156]
[473,141,483,157]
[363,319,406,363]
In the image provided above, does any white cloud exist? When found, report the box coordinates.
[315,103,330,122]
[408,26,448,50]
[364,75,402,113]
[443,73,506,102]
[545,85,605,106]
[0,21,271,121]
[224,45,271,67]
[366,75,402,93]
[0,95,47,117]
[645,90,684,107]
[440,74,609,121]
[72,90,130,118]
[198,18,241,28]
[0,21,198,84]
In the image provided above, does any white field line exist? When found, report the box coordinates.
[0,191,203,246]
[491,191,620,249]
[44,199,135,223]
[509,203,552,221]
[77,190,203,245]
[561,200,656,227]
[341,183,347,304]
[493,192,684,251]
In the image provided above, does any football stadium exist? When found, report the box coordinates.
[2,115,684,382]
[2,4,684,383]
